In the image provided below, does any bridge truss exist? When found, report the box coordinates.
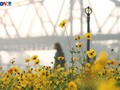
[0,0,120,52]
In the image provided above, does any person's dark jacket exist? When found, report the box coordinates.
[54,51,66,68]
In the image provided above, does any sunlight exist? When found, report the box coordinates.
[0,50,56,69]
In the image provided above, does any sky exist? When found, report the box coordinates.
[0,0,119,38]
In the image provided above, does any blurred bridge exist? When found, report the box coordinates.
[0,0,120,63]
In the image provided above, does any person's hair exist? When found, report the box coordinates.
[54,43,62,52]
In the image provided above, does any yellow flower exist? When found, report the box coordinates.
[68,81,77,90]
[91,51,107,74]
[107,60,111,65]
[31,55,38,60]
[98,51,108,64]
[20,82,27,88]
[40,70,47,76]
[84,68,90,74]
[25,58,30,63]
[85,63,91,68]
[91,63,103,74]
[34,59,40,66]
[97,78,119,90]
[116,76,120,81]
[59,19,67,28]
[57,64,61,68]
[56,81,60,85]
[110,59,115,65]
[86,49,96,58]
[85,32,92,40]
[12,66,20,73]
[118,62,120,66]
[5,73,11,78]
[37,67,42,72]
[1,78,10,85]
[76,43,83,48]
[57,56,65,60]
[74,35,84,40]
[109,68,115,74]
[72,57,79,61]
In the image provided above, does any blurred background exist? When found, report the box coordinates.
[0,0,120,69]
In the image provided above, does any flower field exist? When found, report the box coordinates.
[0,19,120,90]
[0,52,120,90]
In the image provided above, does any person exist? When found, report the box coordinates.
[54,42,66,68]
